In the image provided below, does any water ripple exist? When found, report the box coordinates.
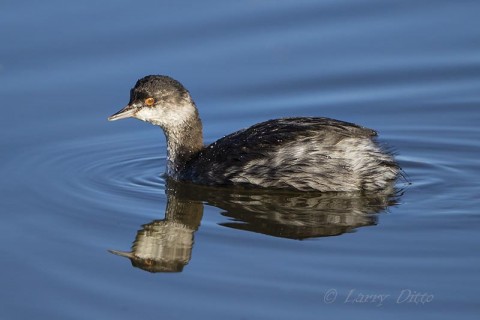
[10,135,167,212]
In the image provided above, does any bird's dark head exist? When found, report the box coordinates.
[108,75,198,129]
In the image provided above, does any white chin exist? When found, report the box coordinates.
[136,103,195,126]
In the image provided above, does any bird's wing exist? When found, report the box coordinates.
[184,117,377,182]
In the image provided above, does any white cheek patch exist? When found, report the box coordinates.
[135,108,157,122]
[135,103,196,127]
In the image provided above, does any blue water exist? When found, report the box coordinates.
[1,1,479,319]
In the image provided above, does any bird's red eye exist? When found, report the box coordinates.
[144,98,155,106]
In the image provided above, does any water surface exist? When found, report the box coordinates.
[1,1,479,319]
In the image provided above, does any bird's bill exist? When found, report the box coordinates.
[108,105,136,121]
[108,249,135,259]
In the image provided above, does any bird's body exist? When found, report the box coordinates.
[109,75,399,192]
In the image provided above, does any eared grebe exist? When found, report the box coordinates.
[108,75,399,192]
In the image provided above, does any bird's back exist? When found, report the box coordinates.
[181,117,398,192]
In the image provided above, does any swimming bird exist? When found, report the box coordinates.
[109,75,399,192]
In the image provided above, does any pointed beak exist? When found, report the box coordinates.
[108,104,136,121]
[108,249,135,259]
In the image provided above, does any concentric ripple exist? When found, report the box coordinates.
[9,133,168,213]
[392,122,480,214]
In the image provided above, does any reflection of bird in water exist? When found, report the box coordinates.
[109,179,400,273]
[214,190,391,239]
[109,75,399,192]
[177,180,398,239]
[109,193,203,273]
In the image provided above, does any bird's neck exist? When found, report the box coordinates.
[163,115,203,178]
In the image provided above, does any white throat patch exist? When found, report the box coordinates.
[135,101,196,129]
